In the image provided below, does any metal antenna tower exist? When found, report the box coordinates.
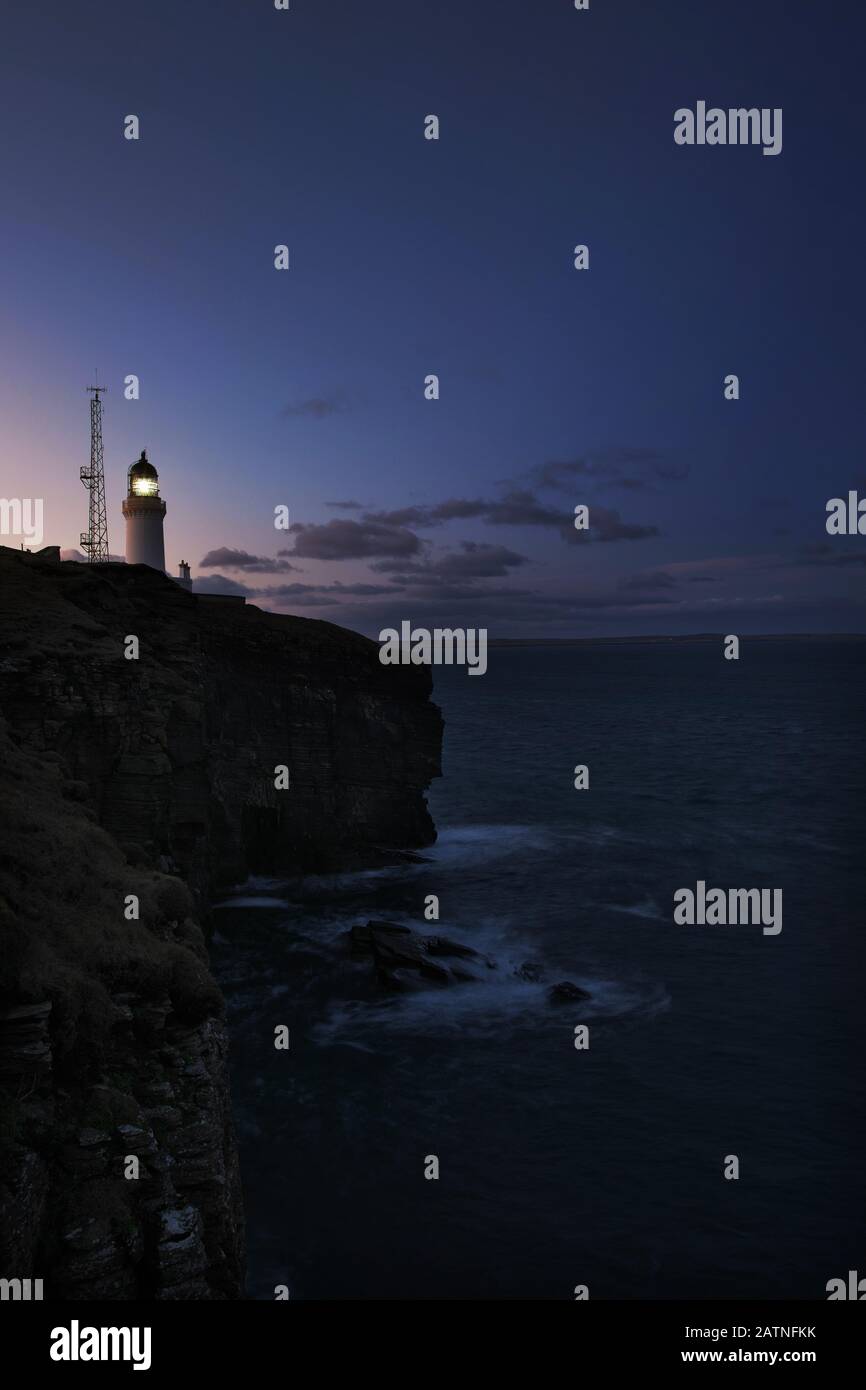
[80,382,110,562]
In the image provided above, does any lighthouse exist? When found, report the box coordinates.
[122,450,166,571]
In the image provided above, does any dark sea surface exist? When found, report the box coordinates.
[211,640,866,1300]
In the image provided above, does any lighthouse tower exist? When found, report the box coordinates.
[122,450,166,571]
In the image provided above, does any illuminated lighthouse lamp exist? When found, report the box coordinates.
[129,453,159,496]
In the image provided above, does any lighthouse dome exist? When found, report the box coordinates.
[128,450,159,497]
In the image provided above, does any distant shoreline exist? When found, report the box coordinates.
[488,633,866,647]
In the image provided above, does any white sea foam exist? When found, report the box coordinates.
[605,897,665,921]
[213,894,293,910]
[310,959,668,1047]
[426,823,557,865]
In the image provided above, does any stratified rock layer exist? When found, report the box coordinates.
[0,547,442,1298]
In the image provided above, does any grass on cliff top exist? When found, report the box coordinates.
[0,718,222,1078]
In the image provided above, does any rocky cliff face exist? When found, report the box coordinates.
[0,547,442,1298]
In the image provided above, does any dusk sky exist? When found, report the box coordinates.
[2,0,864,636]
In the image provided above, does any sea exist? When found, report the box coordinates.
[210,639,866,1300]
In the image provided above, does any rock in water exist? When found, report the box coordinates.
[548,981,592,1004]
[423,935,480,959]
[515,961,545,983]
[349,920,484,988]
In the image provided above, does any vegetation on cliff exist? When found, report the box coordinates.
[0,546,442,1298]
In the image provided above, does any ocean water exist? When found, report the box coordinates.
[211,640,866,1300]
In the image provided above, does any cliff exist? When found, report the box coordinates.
[0,546,442,1298]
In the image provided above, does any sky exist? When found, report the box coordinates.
[1,0,864,637]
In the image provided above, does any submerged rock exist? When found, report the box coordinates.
[423,935,480,960]
[349,921,413,956]
[515,961,545,983]
[547,981,592,1004]
[351,920,481,988]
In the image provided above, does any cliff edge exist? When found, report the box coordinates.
[0,547,442,1298]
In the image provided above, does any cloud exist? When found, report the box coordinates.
[283,518,422,561]
[257,580,396,601]
[621,570,677,592]
[226,539,866,637]
[363,495,549,529]
[60,548,125,563]
[483,490,568,527]
[365,489,566,530]
[527,447,688,494]
[566,506,659,543]
[432,541,528,579]
[193,574,252,596]
[199,547,299,573]
[325,500,363,510]
[429,498,491,522]
[528,458,594,491]
[668,548,866,579]
[639,554,781,585]
[796,543,866,569]
[363,506,433,528]
[281,392,347,419]
[255,589,334,607]
[255,579,686,634]
[357,489,655,542]
[372,541,528,584]
[295,578,816,638]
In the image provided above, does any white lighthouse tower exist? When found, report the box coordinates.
[122,450,166,571]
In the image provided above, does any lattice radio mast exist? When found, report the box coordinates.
[80,382,110,562]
